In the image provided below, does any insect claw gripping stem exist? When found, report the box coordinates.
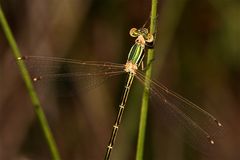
[146,41,154,49]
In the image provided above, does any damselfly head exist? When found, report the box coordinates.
[129,27,153,43]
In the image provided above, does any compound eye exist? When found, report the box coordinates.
[145,33,154,43]
[129,28,139,37]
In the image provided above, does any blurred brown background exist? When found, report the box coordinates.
[0,0,240,159]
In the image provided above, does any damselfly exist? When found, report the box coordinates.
[18,27,223,160]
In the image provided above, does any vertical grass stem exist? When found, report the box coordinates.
[0,5,61,160]
[136,0,158,159]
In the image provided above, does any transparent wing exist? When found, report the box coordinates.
[18,56,126,91]
[136,70,223,154]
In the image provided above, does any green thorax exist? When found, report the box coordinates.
[127,43,145,67]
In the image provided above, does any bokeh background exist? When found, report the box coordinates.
[0,0,240,159]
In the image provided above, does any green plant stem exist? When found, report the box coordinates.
[136,0,158,160]
[0,5,61,160]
